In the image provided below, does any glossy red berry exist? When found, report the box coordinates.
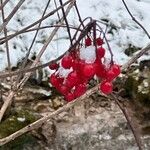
[61,55,73,69]
[106,70,116,81]
[95,63,106,78]
[60,85,68,95]
[66,71,79,87]
[111,64,121,76]
[96,38,104,46]
[49,63,59,70]
[65,92,75,102]
[50,74,60,88]
[82,64,96,78]
[74,84,86,98]
[85,38,92,46]
[100,81,113,94]
[97,47,105,58]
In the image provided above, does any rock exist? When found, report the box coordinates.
[40,100,150,150]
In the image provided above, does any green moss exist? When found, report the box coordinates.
[124,76,138,98]
[0,110,37,138]
[137,92,150,107]
[0,134,38,150]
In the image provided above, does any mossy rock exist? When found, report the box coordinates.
[0,110,37,138]
[124,75,139,99]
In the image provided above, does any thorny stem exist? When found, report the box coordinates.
[122,0,150,39]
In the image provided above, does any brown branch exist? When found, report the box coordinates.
[0,0,25,33]
[0,0,75,122]
[0,86,98,146]
[0,0,10,10]
[0,20,94,79]
[112,94,143,150]
[0,0,74,44]
[15,0,52,86]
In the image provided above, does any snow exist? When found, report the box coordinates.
[80,46,96,63]
[0,0,150,73]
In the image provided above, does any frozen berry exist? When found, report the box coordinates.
[100,81,113,94]
[61,55,73,69]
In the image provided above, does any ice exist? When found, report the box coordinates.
[80,46,96,63]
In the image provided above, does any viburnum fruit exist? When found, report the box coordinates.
[65,92,75,102]
[60,85,68,95]
[96,38,104,46]
[74,84,87,98]
[85,38,92,46]
[82,63,96,78]
[61,55,73,69]
[99,81,113,94]
[97,47,105,58]
[49,63,59,70]
[65,71,79,88]
[50,74,60,88]
[111,64,121,76]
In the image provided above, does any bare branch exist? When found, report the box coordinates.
[122,0,150,39]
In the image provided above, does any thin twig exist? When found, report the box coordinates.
[112,94,143,150]
[0,86,98,146]
[0,0,75,122]
[0,0,73,44]
[0,0,10,10]
[59,0,73,46]
[0,20,95,79]
[0,0,25,33]
[15,0,52,86]
[0,0,12,87]
[122,0,150,39]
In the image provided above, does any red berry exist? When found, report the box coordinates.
[106,70,116,81]
[100,81,113,94]
[49,63,59,70]
[74,84,87,98]
[97,47,105,58]
[111,64,121,76]
[60,85,68,95]
[65,71,79,87]
[85,38,92,46]
[96,38,104,46]
[95,63,106,78]
[61,55,73,69]
[50,74,60,88]
[72,59,79,70]
[82,64,96,78]
[65,92,75,102]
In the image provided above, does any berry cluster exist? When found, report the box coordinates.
[49,37,120,102]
